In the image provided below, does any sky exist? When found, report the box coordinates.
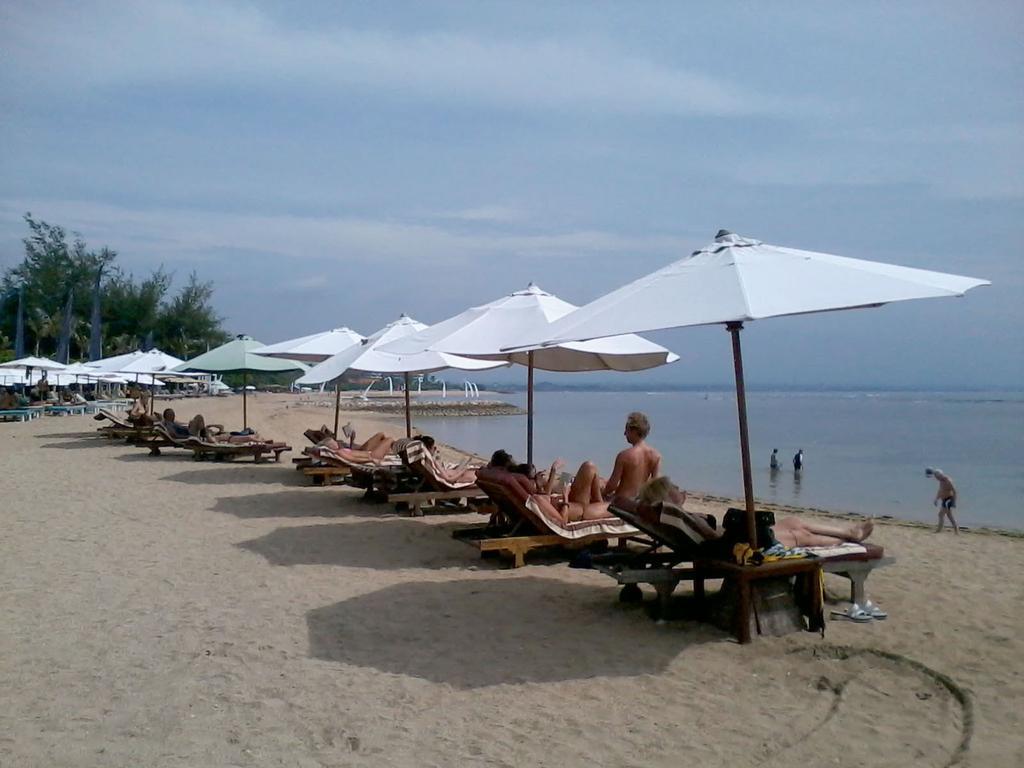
[1,1,1021,389]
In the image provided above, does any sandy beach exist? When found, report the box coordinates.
[2,394,1021,768]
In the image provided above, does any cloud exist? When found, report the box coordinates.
[426,206,528,224]
[0,198,685,273]
[1,1,774,117]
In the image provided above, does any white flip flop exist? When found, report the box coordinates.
[862,600,888,620]
[831,603,873,623]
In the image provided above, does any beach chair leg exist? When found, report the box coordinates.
[737,578,753,644]
[512,548,525,568]
[655,581,679,622]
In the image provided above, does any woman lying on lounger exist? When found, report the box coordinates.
[313,430,400,463]
[635,477,874,548]
[492,451,613,524]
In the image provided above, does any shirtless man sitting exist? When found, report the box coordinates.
[520,411,662,524]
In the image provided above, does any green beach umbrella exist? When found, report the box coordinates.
[176,335,307,427]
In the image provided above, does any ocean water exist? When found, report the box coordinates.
[416,390,1024,531]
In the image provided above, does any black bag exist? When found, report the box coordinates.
[722,507,777,549]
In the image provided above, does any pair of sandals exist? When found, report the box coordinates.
[831,600,888,623]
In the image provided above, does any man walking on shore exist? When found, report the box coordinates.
[926,467,959,533]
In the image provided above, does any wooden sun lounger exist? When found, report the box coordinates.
[452,467,637,567]
[301,445,407,491]
[133,423,197,455]
[301,464,351,486]
[599,501,892,641]
[184,436,292,463]
[387,440,487,516]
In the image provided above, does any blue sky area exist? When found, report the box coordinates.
[1,2,1020,388]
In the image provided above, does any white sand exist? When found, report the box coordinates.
[1,394,1021,767]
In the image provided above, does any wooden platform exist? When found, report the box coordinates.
[454,524,628,569]
[387,487,485,516]
[301,465,351,486]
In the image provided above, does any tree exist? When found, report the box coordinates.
[1,215,117,357]
[154,272,230,358]
[1,215,229,361]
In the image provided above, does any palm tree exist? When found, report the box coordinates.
[26,308,58,357]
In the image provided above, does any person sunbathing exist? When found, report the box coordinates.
[493,452,611,524]
[0,388,19,410]
[634,476,874,549]
[188,414,262,444]
[418,436,478,484]
[314,430,399,463]
[128,389,155,427]
[160,407,191,439]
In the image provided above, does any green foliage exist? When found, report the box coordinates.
[1,214,229,361]
[154,272,230,358]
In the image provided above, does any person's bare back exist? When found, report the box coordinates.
[603,411,662,500]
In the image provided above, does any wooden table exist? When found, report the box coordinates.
[694,557,823,644]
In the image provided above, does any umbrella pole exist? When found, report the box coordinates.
[404,372,411,438]
[527,350,534,467]
[333,384,341,436]
[727,322,758,547]
[243,371,248,429]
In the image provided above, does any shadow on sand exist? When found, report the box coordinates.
[39,438,130,451]
[306,575,718,687]
[237,518,478,569]
[162,465,301,487]
[214,489,384,520]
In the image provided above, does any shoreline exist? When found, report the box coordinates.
[687,491,1024,539]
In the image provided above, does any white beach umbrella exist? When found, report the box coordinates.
[252,327,365,363]
[297,315,505,436]
[0,356,67,393]
[0,355,67,372]
[85,349,186,413]
[380,284,679,464]
[509,230,991,544]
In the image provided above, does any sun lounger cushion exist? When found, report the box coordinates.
[305,445,402,469]
[805,542,884,561]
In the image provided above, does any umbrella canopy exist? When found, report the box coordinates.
[176,335,307,427]
[383,284,677,372]
[513,230,990,545]
[380,284,678,463]
[0,356,68,372]
[115,349,186,375]
[252,327,365,363]
[177,336,307,375]
[296,315,505,436]
[527,232,990,339]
